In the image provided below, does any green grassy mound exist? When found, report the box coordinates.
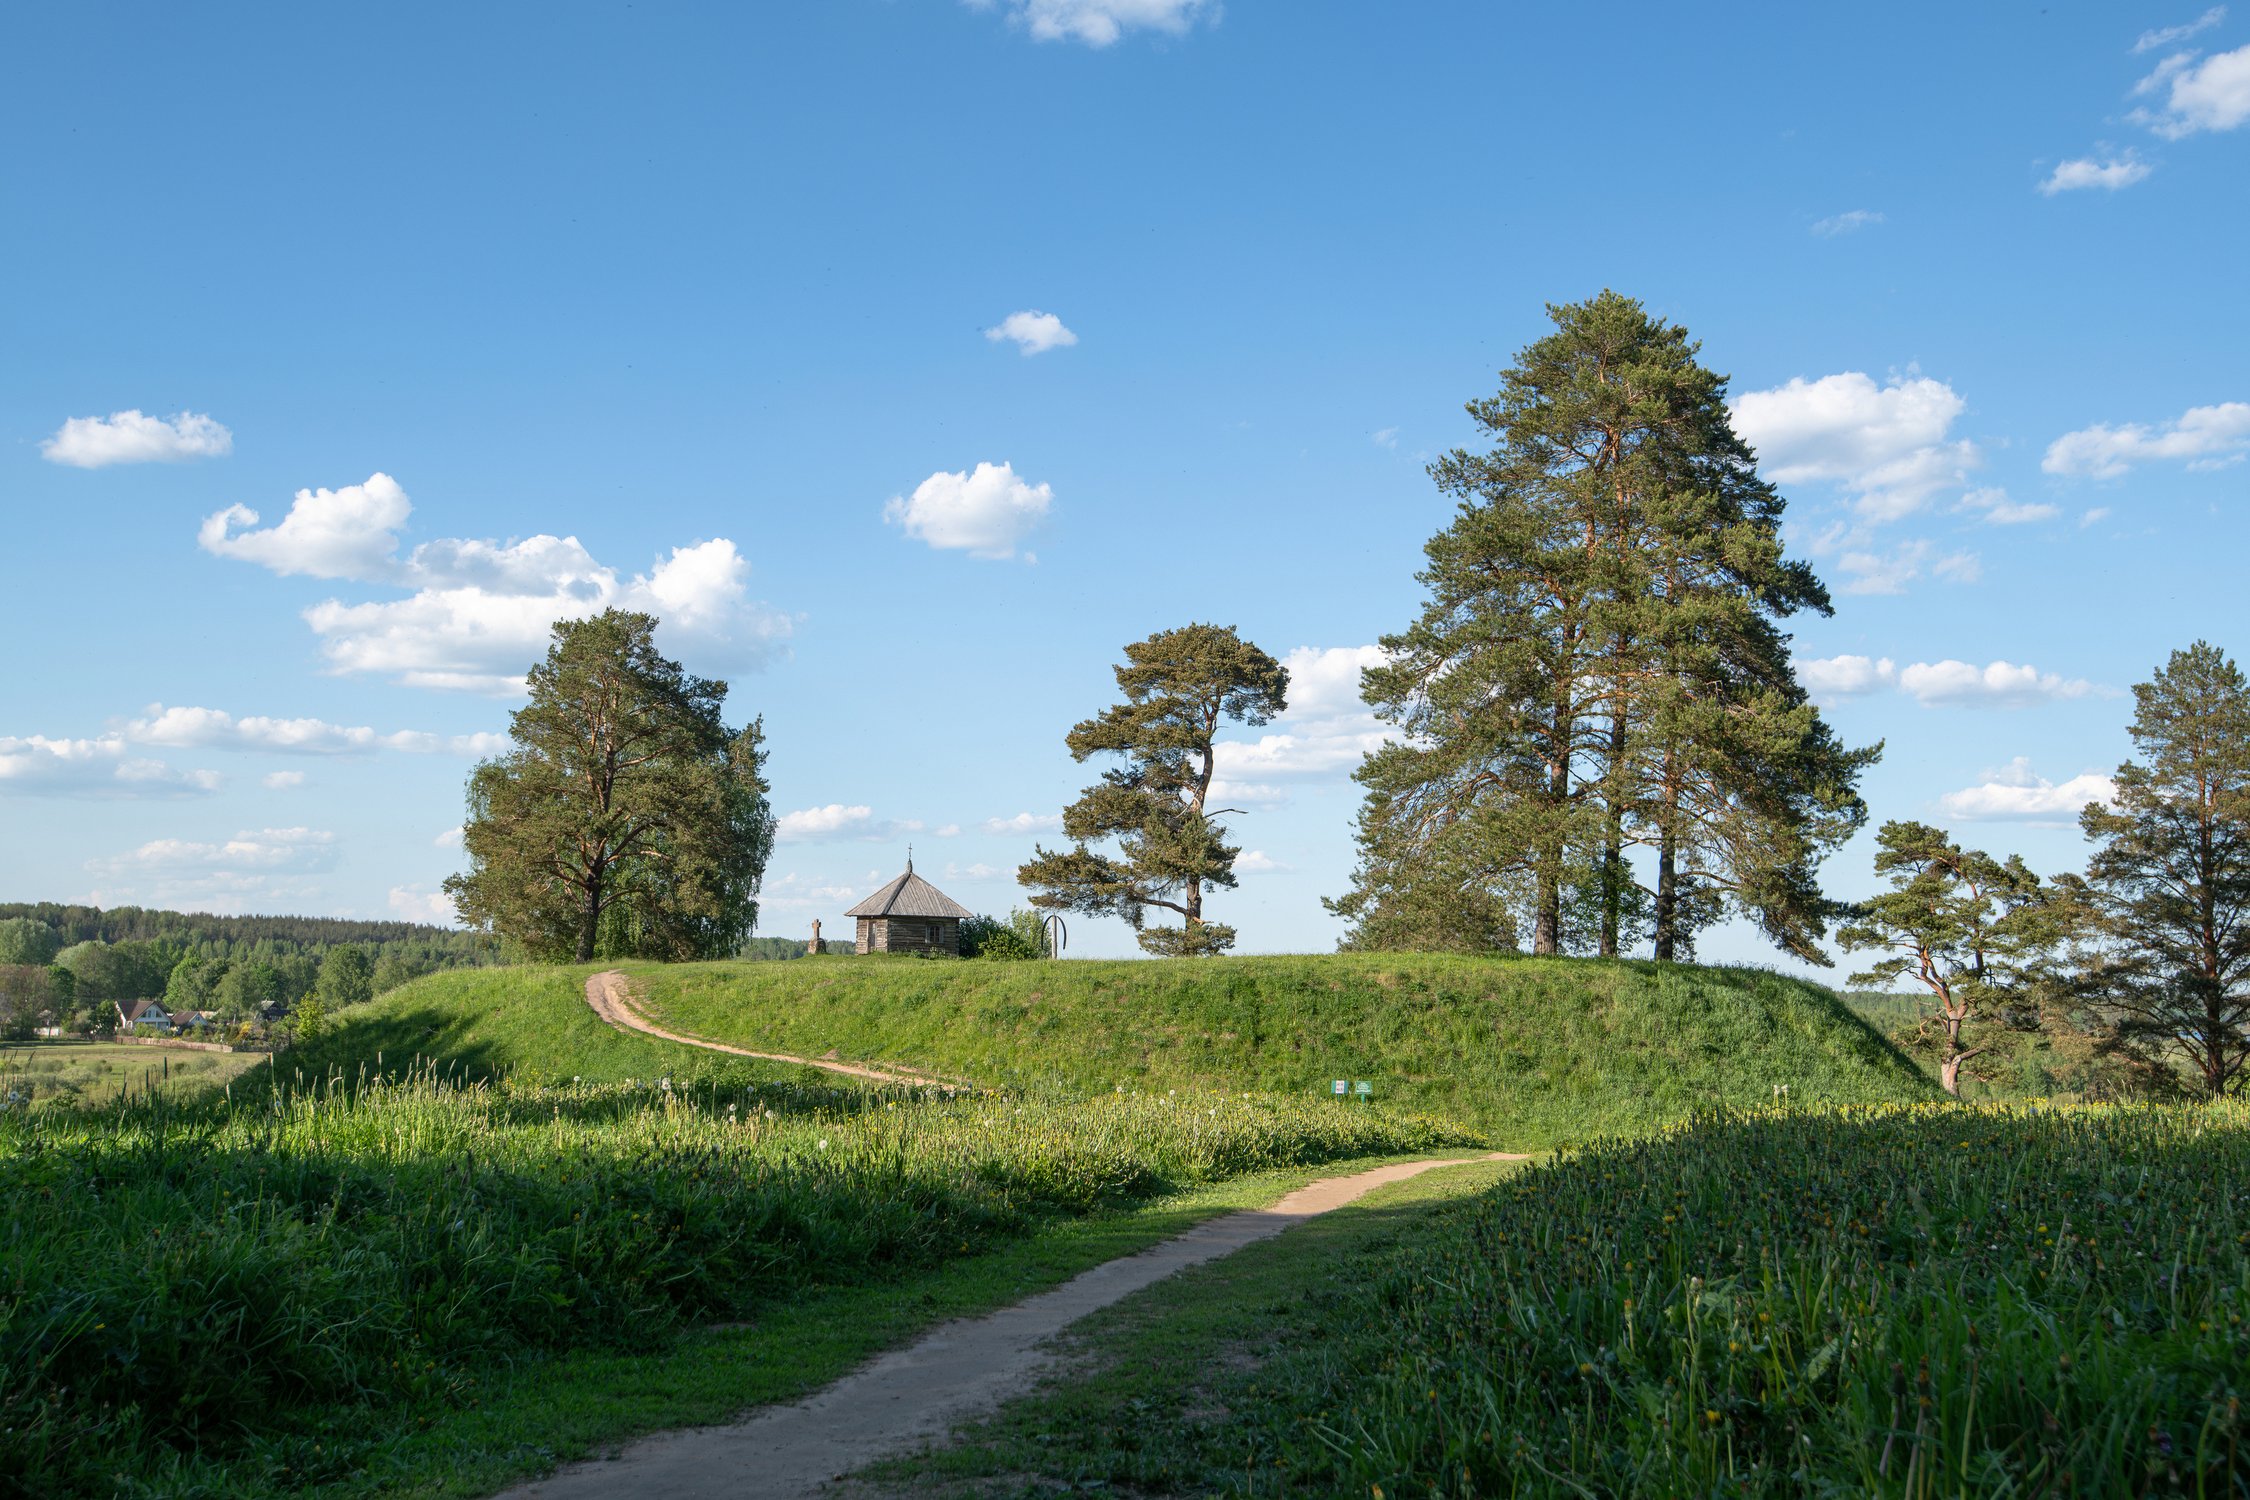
[632,953,1933,1146]
[307,954,1931,1146]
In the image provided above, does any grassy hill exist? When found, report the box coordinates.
[304,955,1935,1146]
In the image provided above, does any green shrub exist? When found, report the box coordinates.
[960,912,1044,961]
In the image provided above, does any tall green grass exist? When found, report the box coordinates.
[0,1065,1461,1498]
[1228,1103,2250,1494]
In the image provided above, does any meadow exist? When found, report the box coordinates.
[0,1058,1463,1498]
[917,1102,2250,1496]
[0,1041,262,1108]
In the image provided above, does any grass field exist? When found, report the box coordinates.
[0,1057,1466,1497]
[0,1040,263,1107]
[894,1102,2250,1495]
[303,955,1936,1148]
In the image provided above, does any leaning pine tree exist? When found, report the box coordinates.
[446,609,775,962]
[1018,624,1287,956]
[1328,291,1872,959]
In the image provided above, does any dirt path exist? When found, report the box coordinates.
[496,1151,1522,1500]
[581,970,953,1087]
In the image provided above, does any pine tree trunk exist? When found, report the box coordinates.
[1940,1053,1962,1097]
[576,864,603,963]
[1600,717,1625,957]
[1654,834,1677,961]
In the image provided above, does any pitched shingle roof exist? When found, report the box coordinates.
[846,863,976,920]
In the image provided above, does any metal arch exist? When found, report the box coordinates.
[1042,914,1068,958]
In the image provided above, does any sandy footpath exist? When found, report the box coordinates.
[581,970,951,1087]
[496,1151,1523,1499]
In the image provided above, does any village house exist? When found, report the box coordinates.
[845,860,975,955]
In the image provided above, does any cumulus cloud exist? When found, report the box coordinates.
[1811,209,1884,236]
[0,735,221,799]
[262,771,307,790]
[1371,426,1400,449]
[2132,42,2250,136]
[1795,655,2096,707]
[94,826,338,875]
[2136,7,2226,52]
[2042,401,2250,478]
[41,409,233,468]
[967,0,1213,46]
[387,886,459,926]
[1212,645,1395,780]
[985,310,1078,355]
[434,825,464,848]
[2039,153,2153,194]
[1796,654,1899,700]
[942,861,1003,882]
[777,804,925,843]
[1235,850,1289,873]
[1732,372,1980,521]
[200,476,790,693]
[983,811,1064,835]
[1939,759,2118,822]
[1897,660,2097,707]
[127,704,505,757]
[885,461,1052,560]
[1957,487,2060,525]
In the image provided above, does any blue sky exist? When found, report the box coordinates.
[4,1,2245,967]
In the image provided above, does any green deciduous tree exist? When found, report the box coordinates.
[319,945,375,1007]
[0,918,60,968]
[446,611,777,962]
[1330,292,1871,959]
[2075,642,2250,1098]
[1020,624,1287,956]
[1835,821,2064,1096]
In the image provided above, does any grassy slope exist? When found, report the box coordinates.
[279,965,854,1092]
[612,953,1934,1147]
[298,955,1932,1147]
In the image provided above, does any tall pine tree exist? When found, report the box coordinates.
[1329,292,1871,959]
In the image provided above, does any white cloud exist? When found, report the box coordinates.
[94,826,338,875]
[1796,655,2097,707]
[2039,152,2153,194]
[2081,506,2112,527]
[885,461,1052,560]
[1897,660,2097,708]
[1957,487,2060,525]
[1931,551,1983,586]
[262,770,307,790]
[761,870,880,909]
[2132,42,2250,136]
[41,409,233,468]
[387,885,459,926]
[1732,372,1980,521]
[2042,401,2250,478]
[942,861,1003,882]
[777,804,924,843]
[0,735,221,799]
[2136,7,2226,52]
[1796,654,1898,700]
[968,0,1213,47]
[983,811,1064,835]
[1939,759,2117,822]
[127,704,506,757]
[1371,426,1400,449]
[1212,645,1395,779]
[1235,850,1289,873]
[1832,540,1984,596]
[199,473,412,579]
[1207,778,1291,808]
[1811,209,1884,236]
[201,477,789,693]
[434,825,464,848]
[984,310,1078,355]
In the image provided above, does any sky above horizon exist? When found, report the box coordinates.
[4,2,2246,971]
